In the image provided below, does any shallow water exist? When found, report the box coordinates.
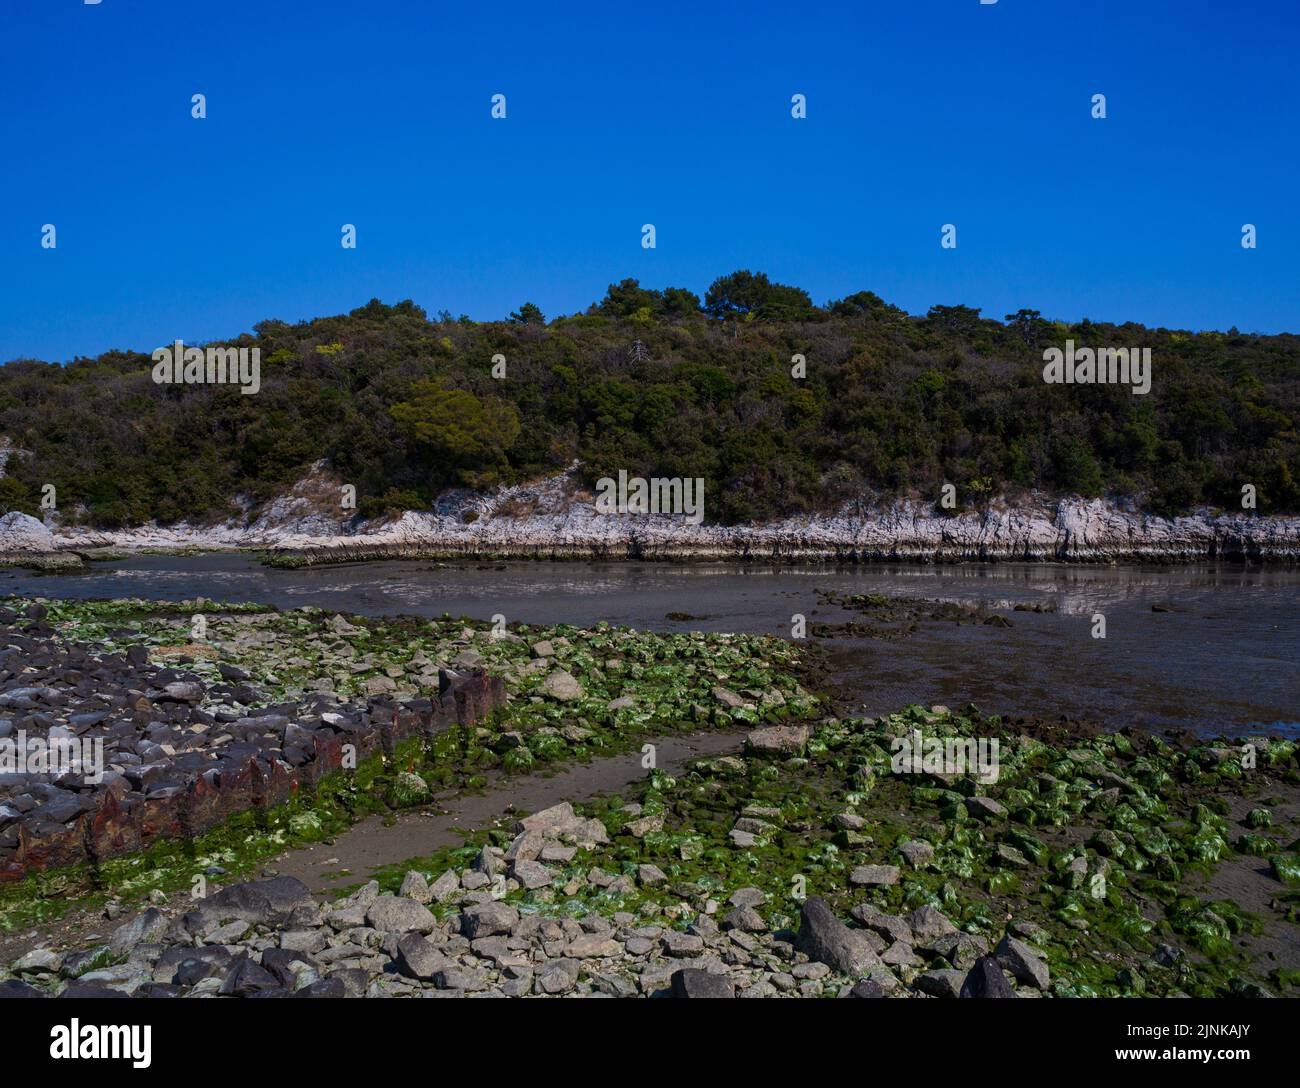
[4,555,1296,737]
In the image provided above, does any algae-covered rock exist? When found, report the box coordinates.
[1271,853,1300,887]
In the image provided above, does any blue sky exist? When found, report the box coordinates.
[2,0,1297,361]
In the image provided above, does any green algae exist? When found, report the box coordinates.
[367,703,1299,997]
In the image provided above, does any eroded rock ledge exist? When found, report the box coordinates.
[0,602,504,882]
[3,469,1298,566]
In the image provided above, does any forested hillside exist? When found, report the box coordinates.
[1,272,1296,528]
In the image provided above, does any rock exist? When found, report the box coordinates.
[218,955,280,996]
[906,904,957,941]
[994,935,1050,989]
[637,864,668,886]
[13,947,62,974]
[0,979,47,998]
[279,929,328,955]
[881,941,917,967]
[625,812,663,838]
[961,955,1017,998]
[850,904,912,944]
[535,958,580,995]
[395,935,450,981]
[965,796,1008,820]
[57,984,132,999]
[109,908,172,957]
[795,897,880,976]
[566,934,622,958]
[510,859,557,890]
[898,839,935,868]
[662,932,705,958]
[848,978,885,998]
[460,901,520,939]
[365,896,436,935]
[293,978,346,998]
[474,845,506,877]
[515,801,608,846]
[328,614,361,634]
[505,829,544,863]
[849,864,900,887]
[915,968,966,999]
[398,871,432,904]
[158,681,205,704]
[206,920,251,944]
[722,906,766,933]
[186,877,313,930]
[745,724,810,752]
[671,968,735,998]
[429,870,460,904]
[728,887,766,908]
[530,640,555,658]
[0,512,56,551]
[931,932,989,970]
[538,671,583,702]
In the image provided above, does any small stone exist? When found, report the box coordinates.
[538,671,583,702]
[907,905,957,942]
[365,896,436,935]
[915,968,966,999]
[662,932,705,958]
[671,968,734,998]
[510,860,557,890]
[398,871,432,904]
[965,796,1008,820]
[961,955,1017,998]
[899,840,935,868]
[994,935,1050,989]
[849,864,900,887]
[637,864,668,886]
[535,958,580,995]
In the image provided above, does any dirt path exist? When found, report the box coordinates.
[0,728,748,960]
[272,728,749,895]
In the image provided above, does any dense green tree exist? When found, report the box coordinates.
[0,279,1294,527]
[508,302,546,325]
[389,383,521,488]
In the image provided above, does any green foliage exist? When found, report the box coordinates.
[0,284,1296,528]
[389,382,521,488]
[508,302,546,325]
[704,270,816,323]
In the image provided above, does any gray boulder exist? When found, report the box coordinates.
[794,897,880,976]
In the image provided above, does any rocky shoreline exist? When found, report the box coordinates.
[0,597,816,899]
[3,704,1296,999]
[0,601,505,882]
[3,465,1299,567]
[2,595,1297,1000]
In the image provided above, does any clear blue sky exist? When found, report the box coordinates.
[2,0,1297,362]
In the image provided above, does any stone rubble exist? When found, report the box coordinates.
[1,801,1042,1000]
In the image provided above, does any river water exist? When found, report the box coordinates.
[3,555,1296,738]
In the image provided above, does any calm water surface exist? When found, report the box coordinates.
[4,556,1296,738]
